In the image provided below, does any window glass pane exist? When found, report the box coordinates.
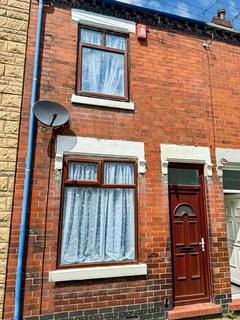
[223,170,240,190]
[61,187,135,264]
[104,162,134,184]
[68,162,98,181]
[168,168,199,185]
[82,48,125,97]
[176,204,193,215]
[106,34,126,50]
[80,28,102,45]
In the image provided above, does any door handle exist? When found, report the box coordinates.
[199,237,205,252]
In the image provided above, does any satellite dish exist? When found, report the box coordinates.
[33,100,70,127]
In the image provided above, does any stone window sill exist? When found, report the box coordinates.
[49,264,147,282]
[71,94,135,111]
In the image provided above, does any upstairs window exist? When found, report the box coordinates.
[77,27,128,100]
[59,157,137,267]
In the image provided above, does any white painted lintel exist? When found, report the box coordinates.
[55,136,146,174]
[216,148,240,177]
[72,9,136,34]
[160,144,213,176]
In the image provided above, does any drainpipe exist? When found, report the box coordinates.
[14,0,44,319]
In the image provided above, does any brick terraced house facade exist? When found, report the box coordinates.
[0,0,30,318]
[3,0,240,319]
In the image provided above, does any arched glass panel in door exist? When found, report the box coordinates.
[175,204,194,216]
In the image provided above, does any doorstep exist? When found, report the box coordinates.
[167,302,222,320]
[229,298,240,312]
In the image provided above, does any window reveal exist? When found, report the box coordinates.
[77,28,128,100]
[59,158,137,267]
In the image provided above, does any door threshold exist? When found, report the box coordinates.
[229,298,240,312]
[167,302,222,320]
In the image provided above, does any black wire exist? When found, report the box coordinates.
[179,0,218,15]
[148,31,240,56]
[56,0,240,33]
[134,0,240,27]
[125,0,240,29]
[218,0,240,13]
[132,0,208,21]
[219,0,240,26]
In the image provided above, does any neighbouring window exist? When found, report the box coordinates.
[223,170,240,190]
[77,27,128,100]
[59,157,137,266]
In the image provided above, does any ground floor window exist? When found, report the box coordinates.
[58,157,137,267]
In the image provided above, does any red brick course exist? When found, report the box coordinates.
[4,1,239,318]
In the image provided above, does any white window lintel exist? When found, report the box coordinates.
[56,136,146,174]
[72,9,136,33]
[160,144,213,176]
[216,148,240,177]
[49,264,147,282]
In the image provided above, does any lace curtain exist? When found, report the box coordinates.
[61,162,135,264]
[81,28,125,97]
[68,162,98,181]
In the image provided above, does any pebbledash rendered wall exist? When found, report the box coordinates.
[0,0,30,318]
[3,0,240,319]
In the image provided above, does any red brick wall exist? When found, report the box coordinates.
[5,1,240,318]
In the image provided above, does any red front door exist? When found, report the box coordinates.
[169,165,211,306]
